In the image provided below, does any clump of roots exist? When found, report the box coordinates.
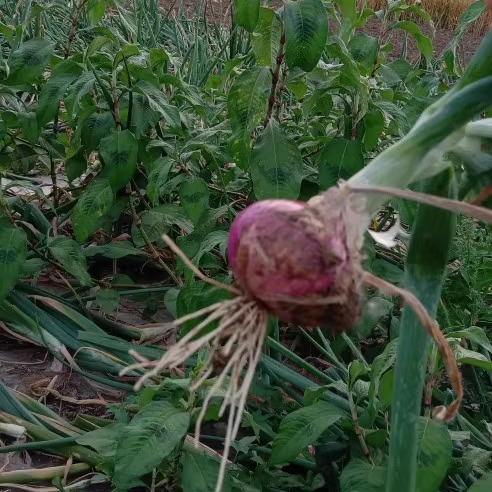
[121,238,269,492]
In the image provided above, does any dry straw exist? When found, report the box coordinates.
[366,0,492,34]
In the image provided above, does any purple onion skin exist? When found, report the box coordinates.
[227,199,359,329]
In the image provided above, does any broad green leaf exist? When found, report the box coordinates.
[133,80,181,130]
[287,79,308,100]
[391,21,432,65]
[76,422,125,457]
[468,473,492,492]
[362,110,385,150]
[164,289,179,318]
[72,178,115,242]
[99,130,138,192]
[84,241,144,259]
[0,144,38,173]
[180,451,232,492]
[250,120,303,200]
[5,38,54,86]
[129,93,160,139]
[21,258,46,277]
[149,48,170,73]
[415,418,452,492]
[81,112,116,153]
[48,237,92,286]
[175,206,229,260]
[367,338,398,422]
[389,58,413,81]
[0,219,27,303]
[230,136,253,170]
[348,33,378,73]
[113,400,190,489]
[460,444,492,475]
[340,459,386,492]
[66,149,87,183]
[389,4,433,27]
[371,259,404,284]
[18,112,39,144]
[336,0,357,22]
[86,0,109,24]
[146,157,173,206]
[95,289,120,313]
[179,178,210,226]
[228,66,270,169]
[37,60,83,127]
[318,138,364,189]
[348,360,368,389]
[270,400,345,465]
[131,205,193,247]
[192,231,229,266]
[65,72,97,118]
[443,0,485,75]
[326,35,366,97]
[228,66,271,133]
[252,7,281,67]
[378,368,394,409]
[0,22,15,46]
[176,281,231,329]
[447,326,492,354]
[86,35,113,58]
[453,345,492,371]
[284,0,328,72]
[373,100,411,137]
[113,44,140,69]
[341,418,451,492]
[234,0,260,33]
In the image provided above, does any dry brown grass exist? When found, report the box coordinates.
[366,0,492,34]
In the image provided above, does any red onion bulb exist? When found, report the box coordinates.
[227,189,363,331]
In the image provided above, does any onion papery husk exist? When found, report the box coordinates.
[230,185,366,332]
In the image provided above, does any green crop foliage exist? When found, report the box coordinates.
[0,1,491,491]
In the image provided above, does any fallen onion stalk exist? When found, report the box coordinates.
[120,33,492,492]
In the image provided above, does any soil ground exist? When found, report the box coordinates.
[161,0,485,63]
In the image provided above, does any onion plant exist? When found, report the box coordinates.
[124,23,492,492]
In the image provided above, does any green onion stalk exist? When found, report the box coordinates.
[122,29,492,492]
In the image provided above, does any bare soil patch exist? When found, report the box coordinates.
[160,0,484,63]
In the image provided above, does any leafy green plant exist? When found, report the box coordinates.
[0,0,492,491]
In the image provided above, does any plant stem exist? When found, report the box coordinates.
[386,169,457,492]
[341,333,369,369]
[423,345,438,418]
[0,436,77,453]
[266,337,336,385]
[65,0,89,59]
[0,463,91,484]
[0,412,100,466]
[49,154,58,208]
[300,328,348,375]
[128,194,182,286]
[111,72,122,130]
[348,390,371,461]
[264,28,286,128]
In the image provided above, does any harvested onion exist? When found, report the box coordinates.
[120,181,492,492]
[228,190,362,331]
